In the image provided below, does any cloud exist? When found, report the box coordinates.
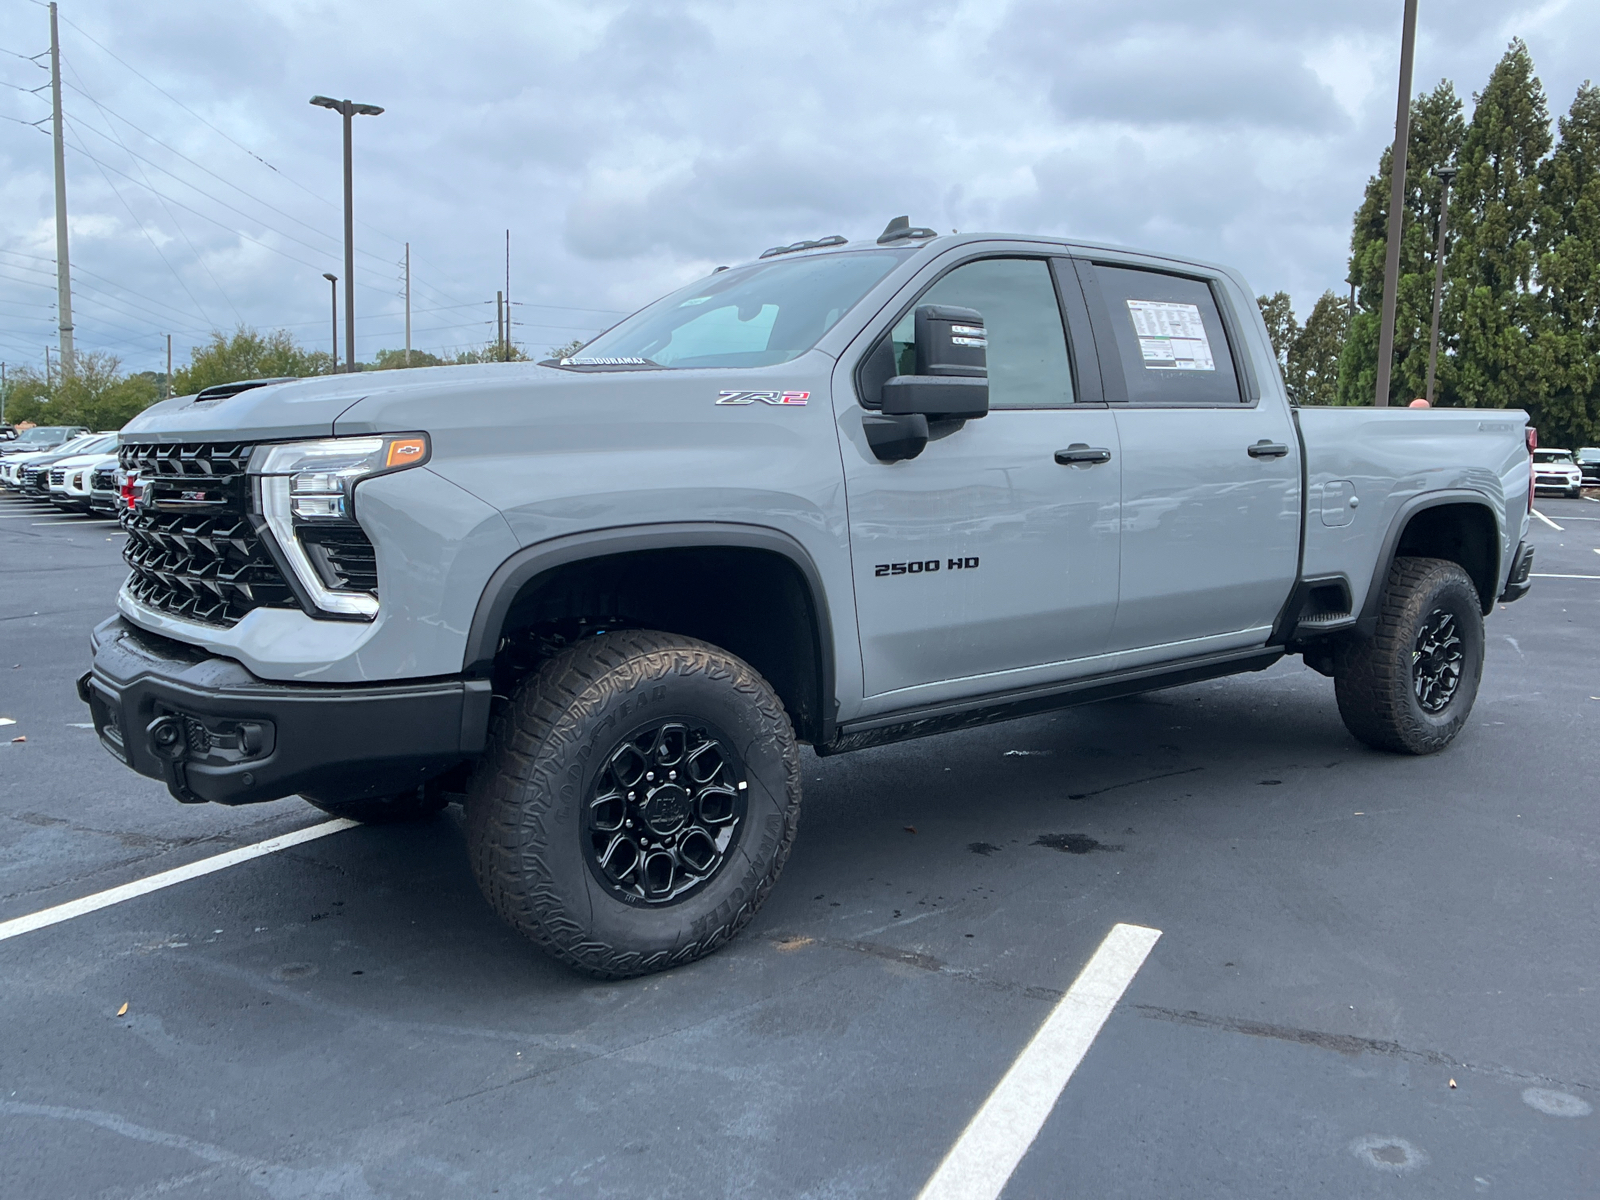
[1,0,1597,370]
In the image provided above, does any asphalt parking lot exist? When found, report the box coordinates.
[2,489,1596,1198]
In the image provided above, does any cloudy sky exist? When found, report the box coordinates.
[0,0,1595,378]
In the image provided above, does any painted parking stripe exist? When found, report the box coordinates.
[916,923,1161,1200]
[1531,509,1562,530]
[0,819,358,944]
[1531,572,1600,580]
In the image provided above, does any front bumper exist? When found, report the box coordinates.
[79,617,491,805]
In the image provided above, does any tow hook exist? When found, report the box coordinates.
[146,714,205,804]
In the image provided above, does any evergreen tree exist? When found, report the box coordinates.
[1257,292,1299,370]
[1337,80,1467,405]
[1445,40,1554,413]
[1287,291,1350,406]
[1536,81,1600,446]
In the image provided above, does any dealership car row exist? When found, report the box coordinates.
[0,426,122,514]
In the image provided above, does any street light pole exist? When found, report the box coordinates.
[1373,0,1419,408]
[1425,165,1457,405]
[310,95,383,373]
[323,273,339,371]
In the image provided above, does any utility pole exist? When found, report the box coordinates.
[49,3,75,373]
[2,362,7,426]
[323,273,339,370]
[310,96,383,373]
[496,291,504,360]
[1373,0,1419,408]
[165,334,172,399]
[404,242,411,366]
[45,346,53,389]
[1424,165,1457,405]
[504,229,511,362]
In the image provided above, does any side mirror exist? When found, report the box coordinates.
[865,305,989,462]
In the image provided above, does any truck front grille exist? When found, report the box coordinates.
[120,442,299,627]
[49,468,66,486]
[91,467,117,491]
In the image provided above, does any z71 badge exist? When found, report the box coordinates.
[716,390,809,406]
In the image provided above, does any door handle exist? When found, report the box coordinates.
[1055,444,1112,466]
[1247,440,1289,459]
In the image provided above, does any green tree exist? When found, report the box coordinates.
[1444,40,1555,414]
[371,348,446,370]
[1287,291,1350,406]
[1,354,162,430]
[1256,292,1300,369]
[1535,81,1600,446]
[547,337,587,362]
[1338,79,1468,405]
[450,341,531,364]
[171,327,331,396]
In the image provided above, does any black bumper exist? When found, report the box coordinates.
[80,617,490,806]
[1499,540,1534,603]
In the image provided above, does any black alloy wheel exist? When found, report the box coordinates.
[585,719,748,905]
[1333,556,1485,755]
[1411,607,1465,714]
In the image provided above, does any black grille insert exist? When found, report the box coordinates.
[120,442,297,627]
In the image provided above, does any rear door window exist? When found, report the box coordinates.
[1091,265,1243,406]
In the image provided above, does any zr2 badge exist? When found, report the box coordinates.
[716,390,809,406]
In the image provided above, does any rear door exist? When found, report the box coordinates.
[1075,259,1300,654]
[838,253,1121,706]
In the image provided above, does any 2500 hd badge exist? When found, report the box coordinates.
[875,557,981,576]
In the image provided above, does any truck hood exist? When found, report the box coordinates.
[118,355,835,444]
[119,374,375,444]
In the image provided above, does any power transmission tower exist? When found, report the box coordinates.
[496,291,504,360]
[48,2,75,373]
[165,334,172,399]
[504,230,511,362]
[404,243,411,366]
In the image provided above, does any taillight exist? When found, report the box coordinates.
[1526,427,1536,511]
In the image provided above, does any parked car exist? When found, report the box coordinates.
[83,225,1535,979]
[6,433,117,496]
[0,424,87,458]
[1576,447,1600,487]
[88,460,120,514]
[49,450,119,512]
[1532,448,1584,498]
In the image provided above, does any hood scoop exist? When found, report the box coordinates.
[194,377,300,404]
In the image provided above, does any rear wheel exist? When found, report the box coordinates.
[1333,556,1485,754]
[465,630,801,978]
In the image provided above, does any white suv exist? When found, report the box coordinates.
[1533,448,1584,499]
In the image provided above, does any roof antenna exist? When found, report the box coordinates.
[877,215,938,244]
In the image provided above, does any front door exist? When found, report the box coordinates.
[1078,260,1301,653]
[838,255,1121,705]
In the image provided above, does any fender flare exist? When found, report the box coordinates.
[1356,489,1503,635]
[462,522,837,742]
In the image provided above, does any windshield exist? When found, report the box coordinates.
[16,426,78,445]
[62,435,117,457]
[1577,448,1600,463]
[1535,450,1574,464]
[568,250,911,370]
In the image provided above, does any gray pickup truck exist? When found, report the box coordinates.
[81,222,1536,977]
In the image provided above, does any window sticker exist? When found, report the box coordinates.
[1125,300,1215,371]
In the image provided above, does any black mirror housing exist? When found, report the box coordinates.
[914,305,987,377]
[881,376,989,421]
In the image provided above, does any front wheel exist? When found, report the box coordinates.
[1333,557,1485,754]
[465,630,801,978]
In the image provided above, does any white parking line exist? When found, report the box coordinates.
[30,520,118,527]
[1531,573,1600,580]
[0,819,358,944]
[916,923,1161,1200]
[1531,509,1562,531]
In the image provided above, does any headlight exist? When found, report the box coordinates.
[250,434,430,619]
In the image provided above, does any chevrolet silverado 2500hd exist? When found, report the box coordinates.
[81,224,1536,977]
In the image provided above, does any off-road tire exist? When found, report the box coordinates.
[1333,556,1485,754]
[304,785,448,824]
[464,630,801,979]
